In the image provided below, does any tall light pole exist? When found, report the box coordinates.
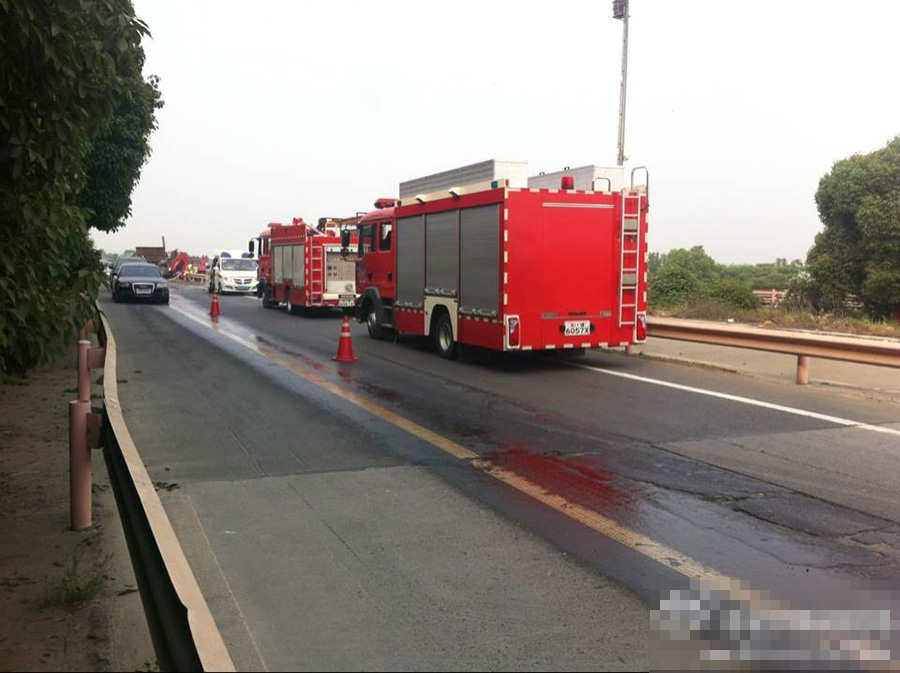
[613,0,629,167]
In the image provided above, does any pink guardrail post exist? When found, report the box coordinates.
[796,355,810,385]
[70,337,106,531]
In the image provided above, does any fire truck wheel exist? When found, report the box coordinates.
[286,291,301,315]
[365,303,385,339]
[262,286,276,308]
[434,313,457,360]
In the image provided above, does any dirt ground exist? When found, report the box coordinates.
[0,348,154,672]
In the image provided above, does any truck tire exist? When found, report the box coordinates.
[286,290,301,315]
[365,302,386,339]
[434,313,457,360]
[262,285,276,308]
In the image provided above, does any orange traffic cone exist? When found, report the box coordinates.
[210,291,221,319]
[332,316,357,362]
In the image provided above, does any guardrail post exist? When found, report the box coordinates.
[70,338,106,531]
[69,400,92,530]
[796,355,810,385]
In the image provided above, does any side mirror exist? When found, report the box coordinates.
[341,229,351,249]
[249,240,255,256]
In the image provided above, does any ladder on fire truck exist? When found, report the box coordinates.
[617,167,648,327]
[309,246,324,304]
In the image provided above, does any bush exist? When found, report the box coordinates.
[710,278,759,310]
[649,265,701,308]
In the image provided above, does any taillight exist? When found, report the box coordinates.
[636,314,647,342]
[561,176,575,190]
[507,316,521,349]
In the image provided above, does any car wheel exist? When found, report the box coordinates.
[365,302,385,339]
[112,291,120,303]
[434,313,456,360]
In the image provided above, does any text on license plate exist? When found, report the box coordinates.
[563,320,591,336]
[135,288,152,295]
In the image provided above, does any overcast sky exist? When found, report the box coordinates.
[92,0,900,264]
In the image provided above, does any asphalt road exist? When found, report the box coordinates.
[103,286,900,670]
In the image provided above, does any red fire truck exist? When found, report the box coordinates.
[355,160,649,358]
[251,217,359,314]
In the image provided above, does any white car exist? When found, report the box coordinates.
[207,250,258,295]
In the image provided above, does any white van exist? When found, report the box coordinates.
[207,249,258,294]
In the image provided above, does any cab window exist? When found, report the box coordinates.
[379,222,392,251]
[359,224,375,255]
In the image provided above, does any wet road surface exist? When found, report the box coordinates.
[103,286,900,669]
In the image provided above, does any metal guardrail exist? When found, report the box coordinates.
[96,313,235,672]
[647,316,900,384]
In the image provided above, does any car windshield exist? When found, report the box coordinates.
[121,265,161,278]
[222,258,257,271]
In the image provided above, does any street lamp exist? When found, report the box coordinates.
[613,0,629,166]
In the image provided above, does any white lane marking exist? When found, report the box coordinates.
[576,363,900,438]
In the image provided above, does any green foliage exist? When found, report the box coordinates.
[647,245,801,310]
[808,136,900,317]
[0,0,160,376]
[664,246,719,285]
[648,265,702,307]
[647,251,665,276]
[709,277,759,310]
[77,48,162,232]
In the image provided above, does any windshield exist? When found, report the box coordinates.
[121,265,161,278]
[222,259,257,271]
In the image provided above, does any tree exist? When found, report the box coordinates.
[77,46,162,232]
[0,0,159,377]
[647,251,666,277]
[710,278,759,310]
[648,265,702,307]
[807,136,900,317]
[664,246,720,286]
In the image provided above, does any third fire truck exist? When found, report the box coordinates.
[355,160,649,358]
[251,217,359,314]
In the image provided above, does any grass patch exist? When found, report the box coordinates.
[44,552,110,610]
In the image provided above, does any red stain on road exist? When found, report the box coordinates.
[488,448,642,519]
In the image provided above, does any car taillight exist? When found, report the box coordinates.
[636,314,647,342]
[507,317,521,349]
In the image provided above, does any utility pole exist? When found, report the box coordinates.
[613,0,629,166]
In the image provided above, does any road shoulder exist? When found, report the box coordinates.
[0,349,154,671]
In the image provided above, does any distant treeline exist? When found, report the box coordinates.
[647,247,804,309]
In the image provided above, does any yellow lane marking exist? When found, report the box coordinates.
[168,302,732,582]
[258,346,479,461]
[474,460,728,580]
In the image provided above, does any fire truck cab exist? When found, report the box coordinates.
[355,159,649,358]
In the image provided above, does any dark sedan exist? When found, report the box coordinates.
[111,263,169,304]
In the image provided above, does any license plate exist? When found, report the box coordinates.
[563,320,591,336]
[339,294,356,301]
[134,288,152,295]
